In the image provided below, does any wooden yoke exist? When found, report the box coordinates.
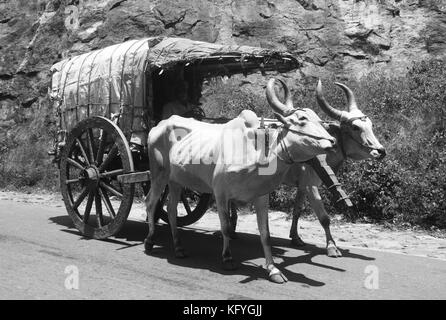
[306,155,353,208]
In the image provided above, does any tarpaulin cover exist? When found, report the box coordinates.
[50,37,298,144]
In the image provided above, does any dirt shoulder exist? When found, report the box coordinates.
[1,190,445,261]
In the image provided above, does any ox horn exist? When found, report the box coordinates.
[266,78,295,117]
[316,79,344,120]
[334,82,358,112]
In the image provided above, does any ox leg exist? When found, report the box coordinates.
[289,188,306,247]
[229,201,238,239]
[144,176,168,253]
[306,186,342,257]
[253,195,288,284]
[167,182,187,258]
[213,201,237,240]
[215,196,237,270]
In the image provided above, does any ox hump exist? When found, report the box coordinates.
[237,110,260,128]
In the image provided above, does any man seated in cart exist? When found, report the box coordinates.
[153,68,205,123]
[161,81,204,120]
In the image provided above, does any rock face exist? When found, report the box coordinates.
[0,0,445,146]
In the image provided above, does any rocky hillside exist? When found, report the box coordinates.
[0,0,445,155]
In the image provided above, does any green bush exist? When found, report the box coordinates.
[0,140,57,190]
[0,100,58,191]
[200,76,272,118]
[337,58,446,229]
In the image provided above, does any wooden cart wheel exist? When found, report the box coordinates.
[60,116,135,239]
[156,187,212,227]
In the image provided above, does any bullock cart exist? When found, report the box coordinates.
[49,37,299,239]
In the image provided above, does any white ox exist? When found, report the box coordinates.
[234,80,386,257]
[143,78,336,283]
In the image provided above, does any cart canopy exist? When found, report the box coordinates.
[50,37,299,144]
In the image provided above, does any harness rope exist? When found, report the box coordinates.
[272,126,330,164]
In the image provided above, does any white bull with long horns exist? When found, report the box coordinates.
[143,78,336,283]
[234,79,386,257]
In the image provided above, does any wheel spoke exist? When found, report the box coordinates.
[67,158,86,171]
[99,181,123,198]
[87,128,96,164]
[73,187,90,210]
[100,169,124,178]
[83,191,94,223]
[75,138,90,166]
[66,178,82,185]
[181,192,192,216]
[96,129,107,165]
[99,187,116,218]
[95,191,104,227]
[98,144,118,172]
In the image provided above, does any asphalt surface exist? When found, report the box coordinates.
[0,200,445,299]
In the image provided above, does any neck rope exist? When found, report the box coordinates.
[277,129,295,164]
[274,126,326,165]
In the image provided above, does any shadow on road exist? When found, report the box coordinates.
[49,215,374,286]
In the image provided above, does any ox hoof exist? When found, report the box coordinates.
[267,266,288,284]
[222,258,237,271]
[290,237,306,247]
[175,247,188,259]
[327,243,342,257]
[144,239,154,253]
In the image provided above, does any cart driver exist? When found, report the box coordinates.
[161,81,190,120]
[161,80,205,121]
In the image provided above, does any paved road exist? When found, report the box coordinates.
[0,200,445,299]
